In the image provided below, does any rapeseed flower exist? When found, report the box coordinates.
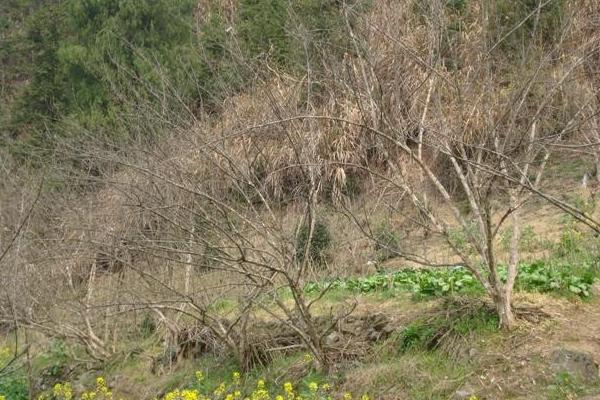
[53,382,73,400]
[214,383,226,396]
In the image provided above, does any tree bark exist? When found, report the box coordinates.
[495,289,516,330]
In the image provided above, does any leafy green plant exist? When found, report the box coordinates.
[306,260,597,299]
[306,267,481,297]
[515,260,597,297]
[399,321,436,351]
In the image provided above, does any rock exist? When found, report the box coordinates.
[325,331,342,346]
[591,282,600,297]
[453,386,476,400]
[550,348,599,383]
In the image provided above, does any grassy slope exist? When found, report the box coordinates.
[2,144,600,400]
[20,291,598,400]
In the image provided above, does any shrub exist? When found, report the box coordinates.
[140,313,157,338]
[40,340,69,379]
[555,226,584,258]
[447,224,477,255]
[295,220,332,266]
[500,225,539,252]
[373,224,401,262]
[399,321,436,352]
[398,300,498,353]
[493,0,566,52]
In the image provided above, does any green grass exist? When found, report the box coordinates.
[394,299,498,353]
[345,352,471,400]
[547,371,585,400]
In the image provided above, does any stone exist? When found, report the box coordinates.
[591,282,600,297]
[453,387,476,400]
[325,331,342,346]
[550,348,599,383]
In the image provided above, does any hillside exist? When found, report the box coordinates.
[1,0,600,399]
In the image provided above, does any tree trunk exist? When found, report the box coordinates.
[495,289,516,330]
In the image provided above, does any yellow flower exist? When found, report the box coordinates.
[343,393,352,400]
[360,395,370,400]
[275,396,284,400]
[234,391,242,398]
[195,371,205,382]
[182,389,199,400]
[0,396,6,400]
[320,384,330,391]
[0,347,10,361]
[283,382,293,394]
[214,383,227,396]
[250,389,269,400]
[53,383,63,396]
[308,382,318,392]
[257,379,265,389]
[96,377,106,388]
[233,371,241,384]
[303,354,313,363]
